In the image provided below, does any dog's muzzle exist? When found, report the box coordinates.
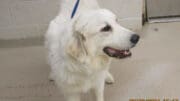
[103,34,140,59]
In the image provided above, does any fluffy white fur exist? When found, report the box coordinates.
[45,0,136,101]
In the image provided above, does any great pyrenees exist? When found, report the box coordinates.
[45,0,140,101]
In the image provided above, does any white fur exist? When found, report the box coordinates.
[45,0,135,101]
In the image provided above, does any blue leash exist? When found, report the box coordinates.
[71,0,80,19]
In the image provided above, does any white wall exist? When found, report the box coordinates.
[98,0,143,31]
[0,0,59,39]
[0,0,142,39]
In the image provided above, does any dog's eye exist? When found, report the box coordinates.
[101,25,112,32]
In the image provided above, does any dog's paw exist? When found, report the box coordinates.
[105,72,114,84]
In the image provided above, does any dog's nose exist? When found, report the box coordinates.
[130,34,140,44]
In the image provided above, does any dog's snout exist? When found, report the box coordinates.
[130,34,140,44]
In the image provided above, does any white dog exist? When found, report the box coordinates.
[45,0,139,101]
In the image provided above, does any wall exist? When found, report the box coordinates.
[0,0,142,39]
[98,0,143,31]
[0,0,59,39]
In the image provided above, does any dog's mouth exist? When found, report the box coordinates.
[103,47,132,59]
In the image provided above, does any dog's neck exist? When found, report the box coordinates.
[90,55,111,71]
[73,54,111,72]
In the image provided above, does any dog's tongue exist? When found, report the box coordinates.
[103,47,132,58]
[106,48,117,54]
[106,47,128,55]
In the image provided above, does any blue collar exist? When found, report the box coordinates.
[71,0,80,19]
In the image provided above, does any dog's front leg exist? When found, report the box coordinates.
[105,71,114,84]
[94,78,105,101]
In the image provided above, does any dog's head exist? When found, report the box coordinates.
[67,9,139,60]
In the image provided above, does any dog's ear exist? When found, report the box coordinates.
[66,16,88,61]
[66,31,88,61]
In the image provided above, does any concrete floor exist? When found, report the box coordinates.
[0,22,180,101]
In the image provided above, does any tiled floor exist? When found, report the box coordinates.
[0,22,180,101]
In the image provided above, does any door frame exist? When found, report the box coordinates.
[144,0,180,23]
